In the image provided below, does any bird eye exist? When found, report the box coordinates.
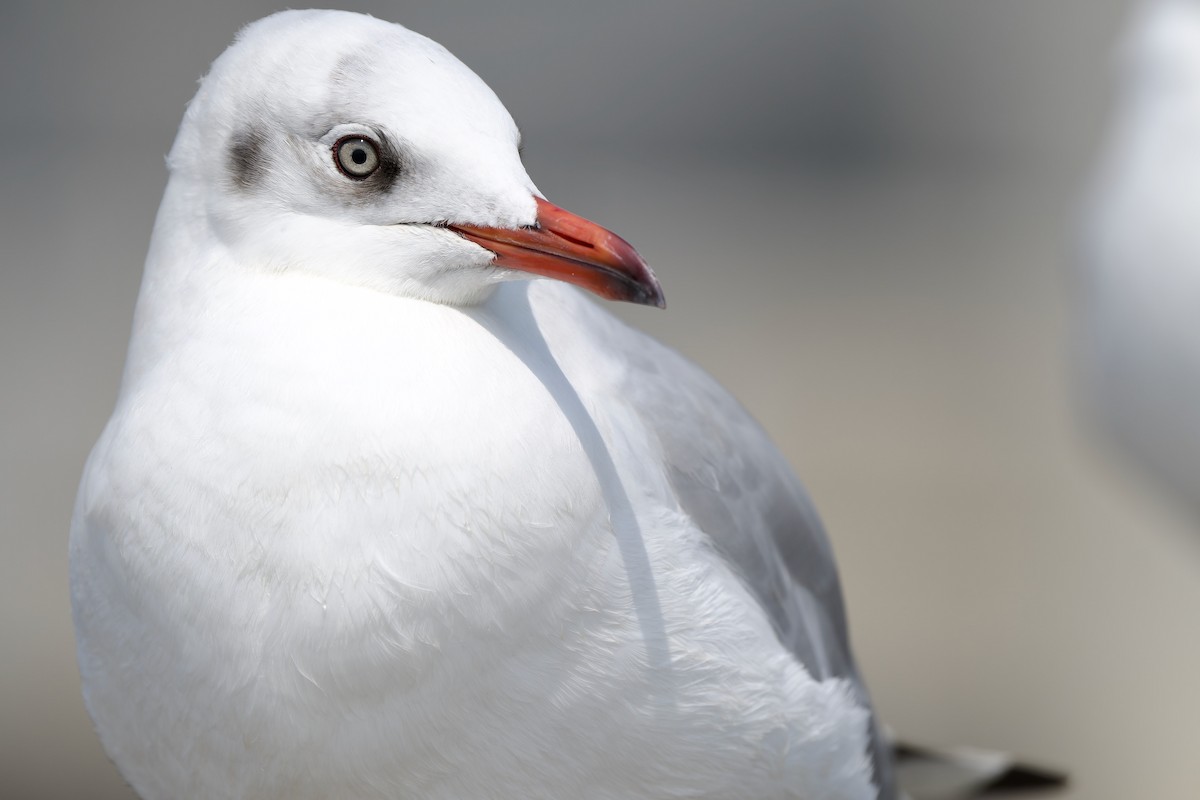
[333,136,381,179]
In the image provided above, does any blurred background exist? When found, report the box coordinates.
[3,1,1198,798]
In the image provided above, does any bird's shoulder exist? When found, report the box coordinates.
[529,282,858,682]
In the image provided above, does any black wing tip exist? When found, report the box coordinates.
[893,742,1068,796]
[980,764,1069,794]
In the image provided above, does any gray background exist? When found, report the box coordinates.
[4,1,1198,798]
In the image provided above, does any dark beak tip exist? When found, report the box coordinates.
[624,265,666,309]
[644,286,667,310]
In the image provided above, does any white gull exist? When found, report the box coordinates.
[69,10,894,799]
[1080,0,1200,512]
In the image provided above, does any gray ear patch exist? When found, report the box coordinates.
[228,128,267,190]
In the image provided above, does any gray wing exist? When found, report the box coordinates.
[623,341,854,680]
[616,330,896,799]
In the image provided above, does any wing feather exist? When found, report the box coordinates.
[612,323,895,797]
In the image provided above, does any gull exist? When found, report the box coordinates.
[1080,0,1200,510]
[68,10,1057,800]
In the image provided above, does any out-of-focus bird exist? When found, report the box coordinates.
[68,10,1062,800]
[1080,0,1200,508]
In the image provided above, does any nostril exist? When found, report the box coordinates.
[554,230,594,249]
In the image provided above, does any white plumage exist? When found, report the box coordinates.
[1081,0,1200,509]
[70,10,892,799]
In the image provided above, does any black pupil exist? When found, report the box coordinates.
[351,147,367,165]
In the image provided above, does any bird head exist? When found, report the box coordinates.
[165,9,663,308]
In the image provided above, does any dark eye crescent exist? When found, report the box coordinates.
[333,136,381,179]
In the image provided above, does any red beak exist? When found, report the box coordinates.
[448,197,665,308]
